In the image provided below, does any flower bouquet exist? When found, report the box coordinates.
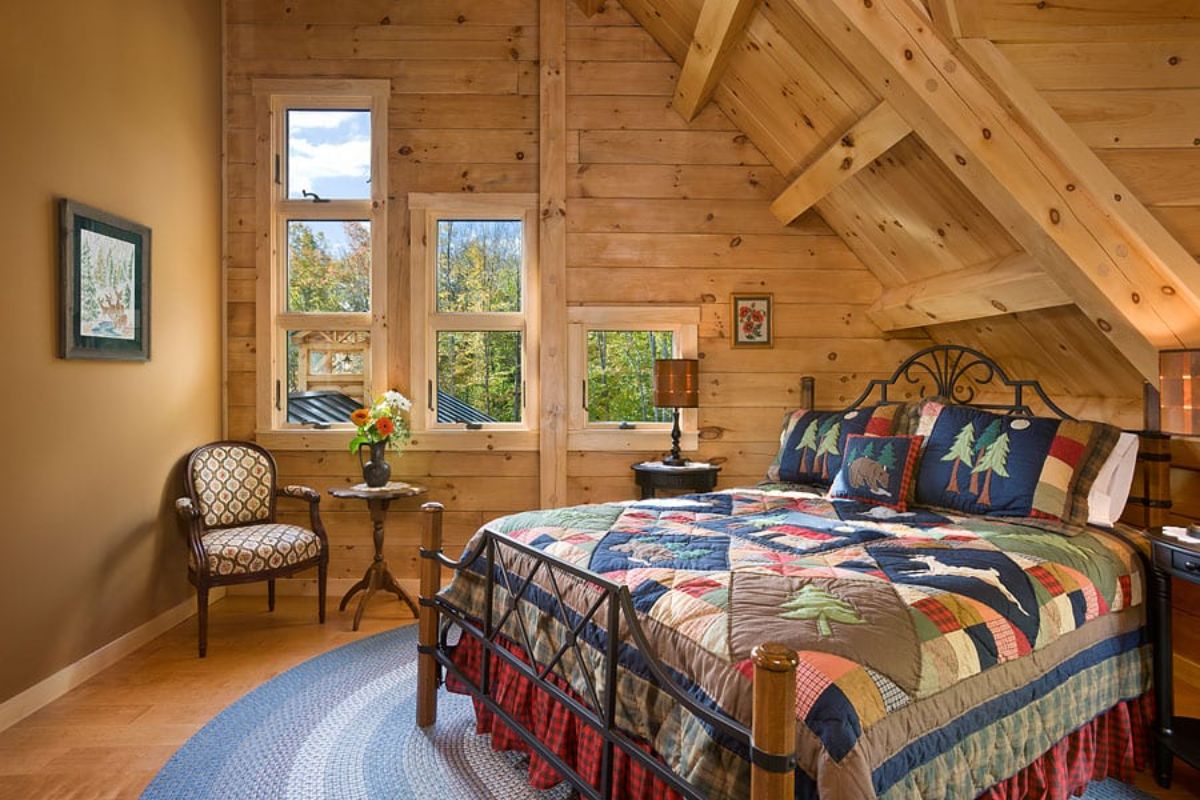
[348,391,412,487]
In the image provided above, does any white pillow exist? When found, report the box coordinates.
[1087,432,1139,527]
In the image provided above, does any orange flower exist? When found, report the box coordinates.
[350,408,370,426]
[375,416,395,436]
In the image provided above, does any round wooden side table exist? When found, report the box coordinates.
[631,461,721,499]
[329,481,427,631]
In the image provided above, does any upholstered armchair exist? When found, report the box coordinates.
[176,441,328,657]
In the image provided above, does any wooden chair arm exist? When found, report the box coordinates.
[276,485,328,547]
[175,497,201,521]
[277,485,320,504]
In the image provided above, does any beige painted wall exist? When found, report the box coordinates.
[0,0,222,701]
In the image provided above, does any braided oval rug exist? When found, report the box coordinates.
[142,623,1150,799]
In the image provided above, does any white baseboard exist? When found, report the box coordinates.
[0,587,225,733]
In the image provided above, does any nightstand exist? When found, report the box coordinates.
[1149,529,1200,788]
[632,461,721,500]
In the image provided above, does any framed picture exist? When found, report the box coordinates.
[731,293,772,348]
[60,199,151,361]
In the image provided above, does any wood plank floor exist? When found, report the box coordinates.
[0,595,1196,799]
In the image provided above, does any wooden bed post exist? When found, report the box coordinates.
[800,376,815,409]
[417,501,444,728]
[750,642,798,800]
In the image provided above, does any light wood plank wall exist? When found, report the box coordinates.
[563,3,931,504]
[222,0,930,583]
[224,0,544,584]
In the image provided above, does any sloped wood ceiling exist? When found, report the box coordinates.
[605,0,1200,429]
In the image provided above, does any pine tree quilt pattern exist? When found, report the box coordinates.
[441,485,1147,800]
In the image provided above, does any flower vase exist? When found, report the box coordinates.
[358,441,391,488]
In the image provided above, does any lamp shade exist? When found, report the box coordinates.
[654,358,700,409]
[1161,349,1200,436]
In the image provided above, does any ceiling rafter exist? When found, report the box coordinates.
[672,0,760,121]
[868,252,1071,331]
[770,100,912,225]
[575,0,606,17]
[789,0,1200,381]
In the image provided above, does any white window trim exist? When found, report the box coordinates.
[567,306,699,452]
[408,192,540,451]
[252,79,389,443]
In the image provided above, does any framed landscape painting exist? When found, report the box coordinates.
[60,199,151,360]
[731,293,772,348]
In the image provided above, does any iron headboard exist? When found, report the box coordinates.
[837,344,1074,420]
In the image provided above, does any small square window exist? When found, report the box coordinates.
[587,330,675,423]
[436,330,523,424]
[435,220,523,313]
[286,329,371,425]
[286,109,372,200]
[286,220,371,313]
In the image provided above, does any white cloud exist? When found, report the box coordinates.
[289,110,365,129]
[288,135,371,196]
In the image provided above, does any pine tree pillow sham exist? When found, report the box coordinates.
[828,433,924,510]
[765,405,901,486]
[912,402,1120,530]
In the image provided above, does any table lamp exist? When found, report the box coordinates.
[654,358,699,467]
[1160,348,1200,534]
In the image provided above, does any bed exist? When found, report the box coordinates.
[415,345,1161,800]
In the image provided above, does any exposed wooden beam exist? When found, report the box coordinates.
[672,0,759,121]
[924,0,985,39]
[575,0,605,17]
[868,252,1071,331]
[539,0,568,507]
[770,101,911,225]
[790,0,1200,381]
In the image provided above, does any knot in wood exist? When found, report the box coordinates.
[1163,285,1177,296]
[1097,318,1113,332]
[840,156,854,171]
[1049,208,1061,224]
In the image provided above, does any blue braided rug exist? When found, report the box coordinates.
[142,624,1152,799]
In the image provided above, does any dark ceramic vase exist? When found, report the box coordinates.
[358,441,391,488]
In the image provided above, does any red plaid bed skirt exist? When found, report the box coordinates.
[446,634,1151,800]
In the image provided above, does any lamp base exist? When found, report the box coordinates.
[663,407,688,467]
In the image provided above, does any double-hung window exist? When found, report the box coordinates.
[254,80,388,438]
[409,193,539,449]
[567,306,699,450]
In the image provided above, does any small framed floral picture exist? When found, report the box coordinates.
[731,293,772,348]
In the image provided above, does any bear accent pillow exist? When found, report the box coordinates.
[913,402,1120,530]
[766,405,894,486]
[829,434,924,510]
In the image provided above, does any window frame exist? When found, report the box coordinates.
[408,193,540,450]
[253,79,389,442]
[567,306,699,452]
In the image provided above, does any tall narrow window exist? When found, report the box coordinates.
[409,194,539,443]
[255,80,388,434]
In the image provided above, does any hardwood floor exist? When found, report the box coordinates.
[0,595,1196,799]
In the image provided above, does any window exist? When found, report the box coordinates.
[410,194,539,443]
[568,307,699,450]
[254,80,388,434]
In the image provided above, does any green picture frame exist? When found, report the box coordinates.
[59,198,151,361]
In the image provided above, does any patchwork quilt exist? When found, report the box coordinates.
[440,485,1150,800]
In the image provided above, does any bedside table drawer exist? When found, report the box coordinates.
[1172,548,1200,577]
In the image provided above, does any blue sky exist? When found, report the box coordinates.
[287,109,371,200]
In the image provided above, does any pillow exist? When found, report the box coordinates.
[829,434,924,510]
[766,405,895,486]
[913,402,1121,530]
[1087,432,1139,527]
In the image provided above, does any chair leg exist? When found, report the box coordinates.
[318,560,328,624]
[268,579,276,612]
[197,586,209,658]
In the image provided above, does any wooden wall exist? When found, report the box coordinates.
[223,0,929,588]
[224,0,543,586]
[563,3,930,504]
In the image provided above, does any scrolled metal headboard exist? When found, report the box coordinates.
[840,344,1074,420]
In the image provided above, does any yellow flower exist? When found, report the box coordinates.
[350,408,370,426]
